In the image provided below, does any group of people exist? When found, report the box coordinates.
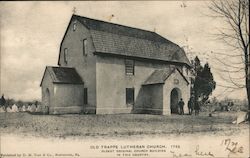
[0,104,49,114]
[0,94,50,114]
[177,96,200,115]
[219,102,234,112]
[188,97,200,115]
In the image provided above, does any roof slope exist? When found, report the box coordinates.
[74,15,168,43]
[143,69,173,85]
[73,15,191,66]
[46,67,83,84]
[143,68,189,85]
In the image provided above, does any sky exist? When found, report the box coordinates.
[0,1,247,101]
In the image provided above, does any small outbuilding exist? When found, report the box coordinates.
[40,66,84,114]
[136,68,189,115]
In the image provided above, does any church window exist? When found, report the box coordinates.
[64,48,68,64]
[126,88,134,106]
[83,39,87,56]
[84,88,88,104]
[125,59,134,75]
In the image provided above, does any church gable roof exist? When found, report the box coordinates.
[40,66,83,86]
[74,15,168,43]
[72,15,191,66]
[143,68,189,85]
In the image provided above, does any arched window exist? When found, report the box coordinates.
[64,48,68,64]
[83,39,87,56]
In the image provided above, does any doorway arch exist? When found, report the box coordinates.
[170,88,181,114]
[45,88,50,107]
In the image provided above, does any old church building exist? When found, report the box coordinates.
[40,14,192,115]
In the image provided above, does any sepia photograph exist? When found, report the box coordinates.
[0,1,249,158]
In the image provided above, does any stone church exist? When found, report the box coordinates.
[40,14,192,115]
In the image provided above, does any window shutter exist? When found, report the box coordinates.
[64,48,68,64]
[125,59,134,75]
[126,88,134,106]
[83,39,87,56]
[84,88,88,104]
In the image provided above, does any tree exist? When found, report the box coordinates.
[193,59,216,104]
[194,56,203,73]
[208,0,249,108]
[0,95,6,106]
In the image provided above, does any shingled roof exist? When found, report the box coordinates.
[74,15,169,43]
[143,68,189,85]
[71,15,191,66]
[40,66,83,86]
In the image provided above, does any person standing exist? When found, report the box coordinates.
[178,98,185,115]
[188,97,194,115]
[194,100,200,115]
[219,103,223,111]
[0,95,6,107]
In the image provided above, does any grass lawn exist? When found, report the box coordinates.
[0,112,248,139]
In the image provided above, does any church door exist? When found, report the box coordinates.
[170,88,181,114]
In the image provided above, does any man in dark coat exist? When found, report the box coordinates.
[178,98,185,115]
[188,97,194,115]
[194,101,200,115]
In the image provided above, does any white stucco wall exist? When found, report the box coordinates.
[140,84,164,114]
[96,55,190,115]
[58,18,97,113]
[49,84,84,114]
[41,70,55,107]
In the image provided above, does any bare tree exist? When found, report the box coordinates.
[208,0,249,108]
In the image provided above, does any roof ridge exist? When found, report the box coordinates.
[73,14,157,35]
[73,15,180,46]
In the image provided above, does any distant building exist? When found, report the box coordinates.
[40,14,192,115]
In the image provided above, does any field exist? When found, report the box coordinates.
[0,111,248,139]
